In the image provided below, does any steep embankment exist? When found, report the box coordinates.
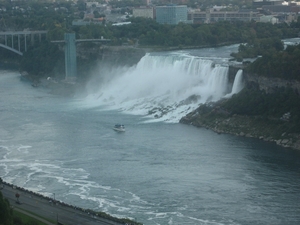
[180,69,300,150]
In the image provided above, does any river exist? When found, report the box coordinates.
[1,41,300,225]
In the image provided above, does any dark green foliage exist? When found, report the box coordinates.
[20,42,64,77]
[231,37,285,59]
[246,44,300,80]
[13,211,47,225]
[77,23,113,39]
[0,48,21,64]
[47,27,66,41]
[13,216,23,225]
[25,220,39,225]
[0,191,13,225]
[77,0,86,11]
[221,86,300,132]
[223,86,298,116]
[91,18,299,48]
[0,0,76,31]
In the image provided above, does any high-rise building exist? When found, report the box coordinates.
[156,5,187,25]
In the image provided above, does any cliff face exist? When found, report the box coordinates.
[244,72,300,94]
[229,65,300,93]
[181,67,300,151]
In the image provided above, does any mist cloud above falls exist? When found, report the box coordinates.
[82,53,243,123]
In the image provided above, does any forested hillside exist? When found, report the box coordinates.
[246,44,300,80]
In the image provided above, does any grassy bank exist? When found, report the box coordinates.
[13,209,54,225]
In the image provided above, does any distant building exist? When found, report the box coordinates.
[133,7,154,19]
[84,12,94,20]
[260,15,279,23]
[275,13,296,23]
[253,0,284,9]
[189,9,261,24]
[212,5,227,11]
[72,18,105,26]
[156,5,187,25]
[262,4,300,13]
[112,22,132,26]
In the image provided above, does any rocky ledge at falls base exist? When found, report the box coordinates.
[180,108,300,151]
[180,72,300,151]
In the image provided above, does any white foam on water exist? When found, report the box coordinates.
[17,145,32,152]
[81,53,243,123]
[0,145,25,178]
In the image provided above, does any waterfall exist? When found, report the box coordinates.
[84,53,240,122]
[231,69,244,94]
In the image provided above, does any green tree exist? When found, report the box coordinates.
[20,42,64,78]
[0,191,13,225]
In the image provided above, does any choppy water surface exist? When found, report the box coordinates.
[1,42,300,225]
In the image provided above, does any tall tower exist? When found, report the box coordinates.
[64,33,77,81]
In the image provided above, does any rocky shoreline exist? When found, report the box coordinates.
[180,103,300,151]
[178,66,300,152]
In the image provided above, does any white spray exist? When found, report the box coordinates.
[84,53,243,122]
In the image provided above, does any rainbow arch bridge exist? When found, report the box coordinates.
[0,31,110,80]
[0,30,48,56]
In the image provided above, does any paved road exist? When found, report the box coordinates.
[1,184,124,225]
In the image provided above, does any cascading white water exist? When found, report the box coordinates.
[231,69,244,94]
[224,69,244,98]
[84,53,243,122]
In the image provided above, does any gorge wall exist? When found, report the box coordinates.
[181,65,300,151]
[229,65,300,93]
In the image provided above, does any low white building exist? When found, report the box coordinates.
[260,15,279,24]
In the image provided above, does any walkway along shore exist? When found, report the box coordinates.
[1,180,139,225]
